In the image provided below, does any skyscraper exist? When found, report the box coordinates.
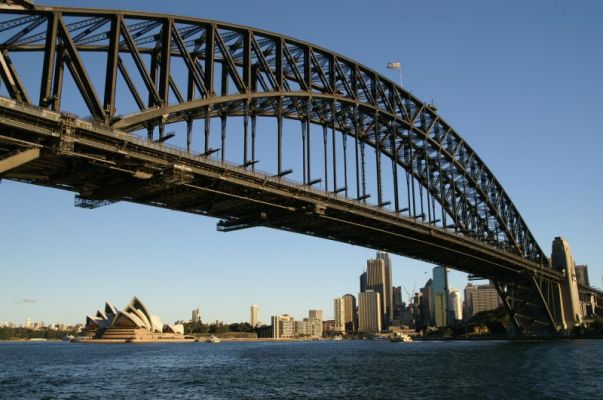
[309,309,323,321]
[334,297,345,332]
[420,279,433,328]
[432,266,449,327]
[449,289,463,322]
[358,290,381,334]
[191,307,201,323]
[360,270,367,293]
[341,294,358,332]
[392,286,403,320]
[250,304,259,327]
[376,251,393,325]
[366,258,388,330]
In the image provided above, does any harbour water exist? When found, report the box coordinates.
[1,339,601,399]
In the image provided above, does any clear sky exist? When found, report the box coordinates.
[1,0,602,326]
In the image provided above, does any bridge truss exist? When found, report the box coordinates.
[0,2,600,334]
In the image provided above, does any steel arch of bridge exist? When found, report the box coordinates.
[0,4,548,267]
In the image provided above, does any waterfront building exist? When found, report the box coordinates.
[304,318,323,338]
[358,290,381,334]
[449,288,463,323]
[271,314,294,338]
[376,251,394,325]
[309,309,323,321]
[342,294,358,332]
[463,283,502,319]
[24,318,32,329]
[322,319,335,333]
[432,266,449,327]
[250,304,259,327]
[191,307,201,323]
[334,297,345,332]
[294,320,306,336]
[575,265,590,287]
[366,258,388,330]
[551,237,583,329]
[83,297,185,341]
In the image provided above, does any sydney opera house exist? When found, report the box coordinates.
[83,296,188,342]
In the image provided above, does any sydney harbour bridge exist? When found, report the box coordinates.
[0,0,600,335]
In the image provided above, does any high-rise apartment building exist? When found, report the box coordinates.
[334,297,346,332]
[191,307,201,323]
[342,294,358,332]
[376,251,393,325]
[432,266,449,327]
[358,290,382,334]
[309,309,323,321]
[250,304,259,327]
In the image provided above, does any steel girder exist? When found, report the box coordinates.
[0,4,547,266]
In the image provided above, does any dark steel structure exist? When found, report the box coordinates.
[0,2,600,334]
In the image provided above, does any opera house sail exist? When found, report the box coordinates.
[83,297,186,342]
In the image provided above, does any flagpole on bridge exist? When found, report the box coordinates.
[387,61,402,88]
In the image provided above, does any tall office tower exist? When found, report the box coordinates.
[309,309,323,321]
[342,294,358,332]
[392,286,403,320]
[575,265,590,286]
[358,290,382,334]
[432,266,449,327]
[449,289,463,322]
[420,279,434,327]
[413,292,423,328]
[250,304,259,327]
[334,297,346,332]
[376,252,393,324]
[551,237,583,330]
[360,270,367,293]
[191,307,201,323]
[366,258,388,330]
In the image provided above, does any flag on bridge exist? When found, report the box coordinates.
[387,61,401,70]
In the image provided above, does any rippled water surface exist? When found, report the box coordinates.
[1,340,602,399]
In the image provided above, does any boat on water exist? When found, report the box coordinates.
[389,332,413,343]
[206,335,221,343]
[332,335,343,341]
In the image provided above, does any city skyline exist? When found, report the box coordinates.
[1,0,602,325]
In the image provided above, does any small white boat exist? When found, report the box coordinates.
[332,335,343,341]
[389,332,413,342]
[206,335,221,343]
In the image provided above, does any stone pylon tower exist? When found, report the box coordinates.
[551,237,583,331]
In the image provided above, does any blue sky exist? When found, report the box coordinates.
[1,0,602,325]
